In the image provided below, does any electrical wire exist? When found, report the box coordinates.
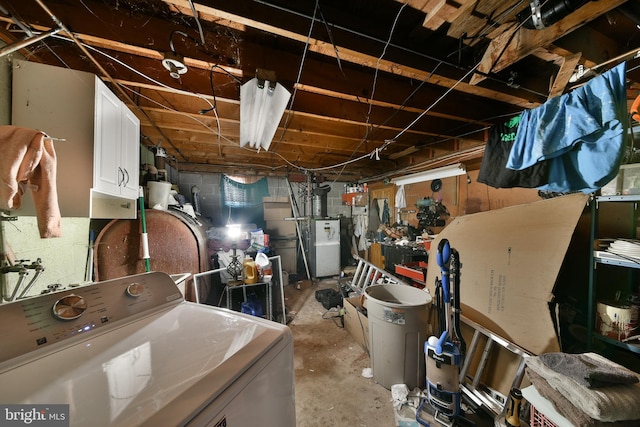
[187,0,206,45]
[290,0,526,175]
[54,33,500,177]
[365,0,408,130]
[271,0,319,153]
[47,15,479,176]
[253,0,548,98]
[33,0,564,178]
[271,0,550,167]
[51,33,216,111]
[330,1,428,181]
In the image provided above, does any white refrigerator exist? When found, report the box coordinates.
[310,219,341,278]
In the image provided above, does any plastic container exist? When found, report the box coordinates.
[243,257,258,284]
[147,181,172,210]
[255,252,272,282]
[366,284,432,390]
[596,300,639,341]
[241,294,263,318]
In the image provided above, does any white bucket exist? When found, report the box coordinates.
[596,301,639,341]
[147,181,172,210]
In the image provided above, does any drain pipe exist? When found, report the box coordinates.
[34,0,186,162]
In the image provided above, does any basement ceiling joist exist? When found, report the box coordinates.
[1,0,640,181]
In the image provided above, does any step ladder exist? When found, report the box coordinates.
[458,315,531,420]
[340,257,405,295]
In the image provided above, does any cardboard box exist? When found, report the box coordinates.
[263,196,289,203]
[264,202,292,221]
[343,295,369,352]
[264,219,296,238]
[424,193,589,356]
[271,239,297,274]
[620,163,640,195]
[601,172,621,196]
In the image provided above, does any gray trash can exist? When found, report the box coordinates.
[366,284,432,390]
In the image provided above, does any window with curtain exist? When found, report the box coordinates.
[220,175,269,228]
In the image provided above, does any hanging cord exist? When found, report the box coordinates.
[365,1,409,130]
[199,64,243,156]
[186,0,206,45]
[450,248,466,357]
[317,4,370,117]
[334,0,411,181]
[434,277,445,336]
[253,0,543,96]
[270,0,320,153]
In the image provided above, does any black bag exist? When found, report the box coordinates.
[315,289,343,309]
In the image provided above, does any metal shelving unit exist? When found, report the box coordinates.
[588,195,640,356]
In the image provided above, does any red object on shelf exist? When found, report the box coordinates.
[341,192,366,206]
[395,261,428,284]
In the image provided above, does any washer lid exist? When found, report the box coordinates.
[0,302,291,427]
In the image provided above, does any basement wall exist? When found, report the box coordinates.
[175,171,351,226]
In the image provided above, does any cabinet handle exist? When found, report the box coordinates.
[124,169,129,187]
[118,167,124,186]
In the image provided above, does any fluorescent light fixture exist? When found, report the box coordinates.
[391,163,467,186]
[240,76,291,151]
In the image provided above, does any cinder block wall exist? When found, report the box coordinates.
[175,172,350,223]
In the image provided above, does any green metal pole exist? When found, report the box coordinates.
[139,186,151,272]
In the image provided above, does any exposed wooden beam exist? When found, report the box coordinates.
[471,0,625,84]
[163,0,539,109]
[548,52,582,99]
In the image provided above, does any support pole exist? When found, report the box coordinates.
[139,187,151,272]
[287,178,311,280]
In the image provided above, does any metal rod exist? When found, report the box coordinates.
[0,28,61,58]
[571,46,640,83]
[287,178,311,280]
[17,261,44,299]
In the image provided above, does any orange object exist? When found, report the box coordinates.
[631,94,640,122]
[243,257,258,284]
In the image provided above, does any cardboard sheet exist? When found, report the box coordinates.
[343,295,369,352]
[424,193,589,355]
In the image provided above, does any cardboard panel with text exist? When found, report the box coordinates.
[424,193,590,355]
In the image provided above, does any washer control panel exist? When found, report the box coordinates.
[0,271,183,368]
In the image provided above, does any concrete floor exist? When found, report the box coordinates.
[283,276,498,427]
[285,277,397,427]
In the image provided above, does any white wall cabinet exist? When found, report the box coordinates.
[11,59,139,218]
[93,81,140,200]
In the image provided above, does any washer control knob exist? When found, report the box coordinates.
[52,295,88,320]
[126,282,144,297]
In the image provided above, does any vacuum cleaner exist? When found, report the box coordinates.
[417,238,467,426]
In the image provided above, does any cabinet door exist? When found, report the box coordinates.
[119,106,140,199]
[94,79,122,195]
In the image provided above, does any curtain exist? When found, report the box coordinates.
[221,175,270,208]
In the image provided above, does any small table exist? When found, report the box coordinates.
[224,281,273,321]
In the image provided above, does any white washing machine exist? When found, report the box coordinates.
[0,272,295,426]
